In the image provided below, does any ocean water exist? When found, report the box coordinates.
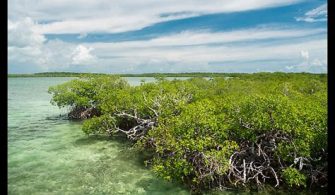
[8,77,313,195]
[8,77,189,195]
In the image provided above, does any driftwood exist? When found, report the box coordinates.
[227,129,327,189]
[68,91,327,190]
[106,92,192,141]
[112,110,157,140]
[167,129,327,190]
[104,107,159,141]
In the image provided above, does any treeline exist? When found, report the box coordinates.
[8,72,108,77]
[8,71,326,78]
[48,73,327,193]
[115,72,327,79]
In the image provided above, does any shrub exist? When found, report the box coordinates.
[282,167,307,188]
[49,73,327,192]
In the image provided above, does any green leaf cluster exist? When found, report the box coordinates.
[48,73,327,191]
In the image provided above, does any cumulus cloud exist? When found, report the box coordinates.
[8,17,96,72]
[8,1,328,74]
[8,18,47,71]
[311,58,325,67]
[9,0,302,34]
[8,18,45,47]
[300,50,309,61]
[10,0,328,73]
[8,18,327,73]
[296,3,327,22]
[71,45,96,64]
[285,49,326,72]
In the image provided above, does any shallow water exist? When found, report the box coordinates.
[8,77,189,195]
[8,77,319,195]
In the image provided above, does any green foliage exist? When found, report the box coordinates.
[282,167,307,188]
[82,115,116,135]
[48,75,129,110]
[49,72,327,192]
[9,71,327,78]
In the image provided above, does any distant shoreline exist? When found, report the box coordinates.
[8,72,327,78]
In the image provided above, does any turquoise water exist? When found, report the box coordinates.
[9,77,314,195]
[8,77,189,195]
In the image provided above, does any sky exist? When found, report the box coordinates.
[8,0,327,73]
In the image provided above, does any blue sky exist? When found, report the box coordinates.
[8,0,327,73]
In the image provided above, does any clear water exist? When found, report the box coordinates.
[9,77,312,195]
[8,77,189,195]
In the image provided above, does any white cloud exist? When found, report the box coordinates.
[285,49,326,72]
[88,27,326,62]
[285,66,294,70]
[8,17,96,71]
[8,18,45,47]
[91,27,325,48]
[8,17,47,71]
[71,45,96,64]
[296,3,327,22]
[8,17,327,73]
[286,57,327,72]
[311,58,324,67]
[300,50,309,61]
[9,0,302,34]
[85,28,326,73]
